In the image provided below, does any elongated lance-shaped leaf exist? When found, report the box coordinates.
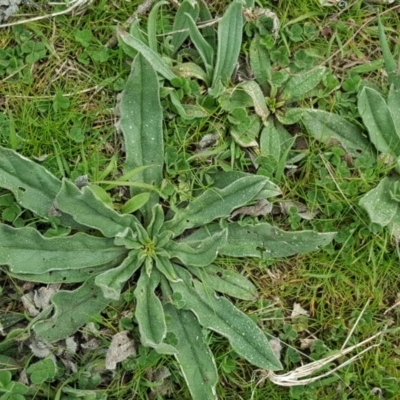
[148,204,165,238]
[198,0,216,51]
[211,171,281,199]
[388,84,400,130]
[56,179,139,237]
[95,250,143,300]
[6,260,116,284]
[378,16,397,86]
[118,31,177,81]
[163,175,270,237]
[120,53,164,223]
[212,0,243,87]
[172,62,210,84]
[237,80,269,120]
[155,255,179,282]
[359,177,398,228]
[147,0,169,53]
[184,222,335,258]
[280,67,325,104]
[187,264,258,301]
[0,224,127,276]
[134,269,167,347]
[172,266,282,371]
[186,13,214,78]
[250,35,271,92]
[358,86,400,156]
[171,0,199,53]
[0,147,80,228]
[162,277,218,400]
[166,229,227,267]
[33,277,110,343]
[301,109,373,157]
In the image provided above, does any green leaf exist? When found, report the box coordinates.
[155,256,179,282]
[359,177,398,227]
[172,62,210,84]
[171,0,199,53]
[147,1,169,53]
[0,147,79,228]
[166,229,227,267]
[118,31,177,81]
[0,224,126,276]
[163,175,270,236]
[56,180,139,237]
[33,277,110,343]
[301,109,372,157]
[212,0,243,87]
[121,193,151,214]
[250,35,271,92]
[260,120,281,161]
[163,303,218,400]
[134,269,167,347]
[198,0,216,50]
[237,80,269,120]
[210,171,281,199]
[7,262,113,284]
[358,86,400,156]
[120,53,164,222]
[172,266,282,371]
[230,113,261,147]
[185,222,335,258]
[388,83,400,130]
[186,13,214,77]
[187,264,258,301]
[95,250,143,300]
[148,204,166,238]
[378,16,397,85]
[280,67,325,103]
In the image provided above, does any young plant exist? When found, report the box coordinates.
[0,53,335,399]
[118,0,326,183]
[300,18,400,238]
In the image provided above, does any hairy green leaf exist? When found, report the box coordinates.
[95,250,143,300]
[171,0,199,53]
[147,1,169,53]
[0,147,79,228]
[187,13,214,77]
[212,0,243,87]
[280,67,325,103]
[237,80,269,120]
[163,176,270,236]
[185,222,335,258]
[187,264,258,301]
[33,278,110,343]
[120,53,164,222]
[163,303,218,400]
[250,35,271,92]
[56,180,139,237]
[166,229,227,267]
[172,266,282,371]
[134,269,167,346]
[118,31,177,81]
[301,109,372,157]
[0,224,126,276]
[358,86,400,156]
[359,177,398,227]
[211,171,281,199]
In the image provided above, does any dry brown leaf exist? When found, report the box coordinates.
[105,330,136,370]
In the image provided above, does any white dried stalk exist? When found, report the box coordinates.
[0,0,91,28]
